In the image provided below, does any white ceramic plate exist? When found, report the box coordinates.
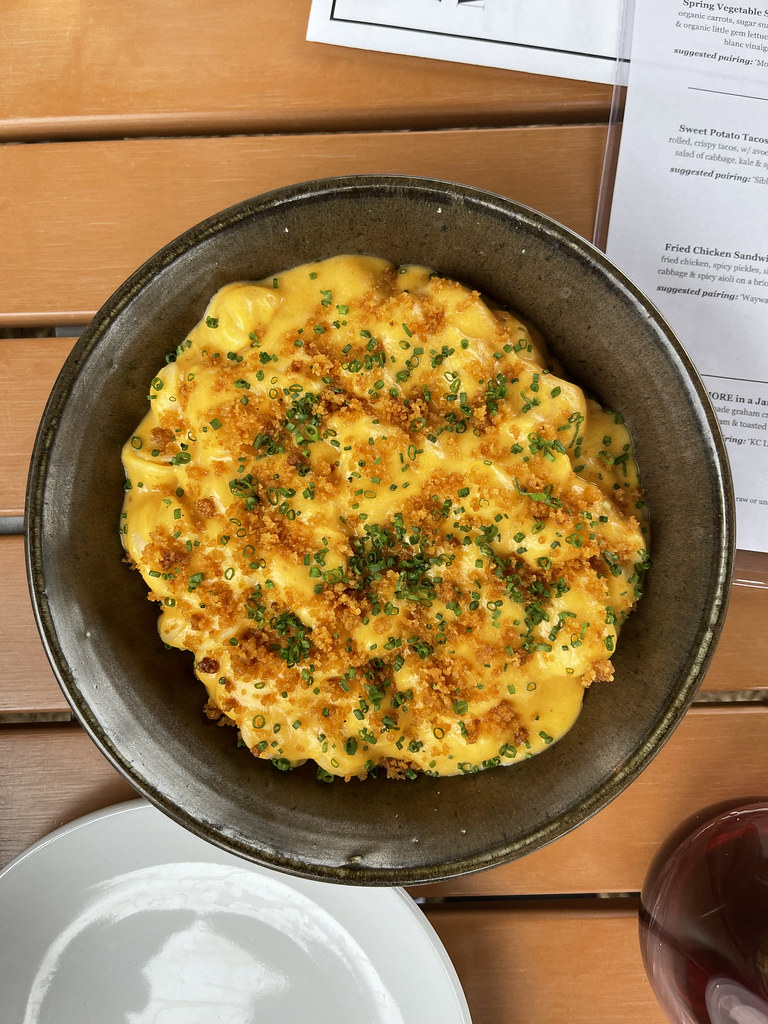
[0,800,471,1023]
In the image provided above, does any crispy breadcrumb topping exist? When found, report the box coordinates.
[121,255,649,781]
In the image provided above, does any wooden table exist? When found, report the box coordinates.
[3,3,767,1019]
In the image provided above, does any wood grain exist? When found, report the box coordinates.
[0,725,137,866]
[0,337,76,517]
[1,708,766,893]
[699,548,768,697]
[3,0,611,141]
[0,125,607,325]
[0,536,70,714]
[423,901,666,1024]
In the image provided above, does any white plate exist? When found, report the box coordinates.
[0,800,471,1024]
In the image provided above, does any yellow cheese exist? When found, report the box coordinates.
[121,255,649,780]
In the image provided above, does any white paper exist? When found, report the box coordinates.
[307,0,626,85]
[606,0,768,553]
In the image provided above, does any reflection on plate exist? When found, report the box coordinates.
[0,800,471,1023]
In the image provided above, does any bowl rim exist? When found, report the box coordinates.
[24,174,736,884]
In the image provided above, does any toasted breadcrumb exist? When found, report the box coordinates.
[121,256,648,781]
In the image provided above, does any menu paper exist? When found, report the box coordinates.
[606,0,768,552]
[307,0,626,85]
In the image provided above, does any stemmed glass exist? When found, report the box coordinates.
[640,801,768,1023]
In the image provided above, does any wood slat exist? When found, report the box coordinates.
[0,337,76,518]
[423,901,666,1024]
[0,725,136,867]
[0,125,607,325]
[699,549,768,697]
[1,707,766,890]
[0,536,70,714]
[3,0,611,142]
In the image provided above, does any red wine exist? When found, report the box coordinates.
[640,803,768,1023]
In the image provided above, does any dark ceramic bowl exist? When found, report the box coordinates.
[26,176,734,885]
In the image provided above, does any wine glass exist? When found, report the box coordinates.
[639,801,768,1023]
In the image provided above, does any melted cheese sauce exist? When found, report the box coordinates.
[121,255,649,780]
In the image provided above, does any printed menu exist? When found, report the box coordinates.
[606,0,768,552]
[307,0,625,84]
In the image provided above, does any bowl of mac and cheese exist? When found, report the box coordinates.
[26,176,734,884]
